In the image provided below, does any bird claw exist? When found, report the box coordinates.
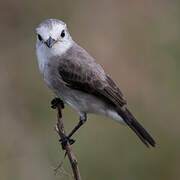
[59,137,75,150]
[51,98,64,109]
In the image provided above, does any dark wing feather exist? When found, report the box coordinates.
[58,60,127,107]
[103,76,127,106]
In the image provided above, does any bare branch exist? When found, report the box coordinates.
[54,103,82,180]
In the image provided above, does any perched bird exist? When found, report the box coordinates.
[36,19,155,148]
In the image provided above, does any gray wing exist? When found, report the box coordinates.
[58,46,156,148]
[58,57,127,107]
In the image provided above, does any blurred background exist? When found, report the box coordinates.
[0,0,180,179]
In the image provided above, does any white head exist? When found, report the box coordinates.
[36,19,73,56]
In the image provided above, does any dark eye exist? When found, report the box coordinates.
[37,34,43,41]
[61,30,65,38]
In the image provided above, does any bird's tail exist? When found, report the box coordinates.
[117,107,155,148]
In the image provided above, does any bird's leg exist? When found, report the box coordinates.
[67,113,87,139]
[51,97,74,149]
[51,98,87,149]
[59,113,87,149]
[59,137,75,150]
[51,97,64,109]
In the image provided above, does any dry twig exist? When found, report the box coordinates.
[54,103,82,180]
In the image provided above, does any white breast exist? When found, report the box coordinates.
[36,45,50,76]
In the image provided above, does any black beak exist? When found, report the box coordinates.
[45,36,56,48]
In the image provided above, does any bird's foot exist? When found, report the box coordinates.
[59,136,75,150]
[51,97,64,109]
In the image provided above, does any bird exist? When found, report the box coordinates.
[35,19,155,148]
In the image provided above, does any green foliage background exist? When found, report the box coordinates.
[0,0,180,179]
